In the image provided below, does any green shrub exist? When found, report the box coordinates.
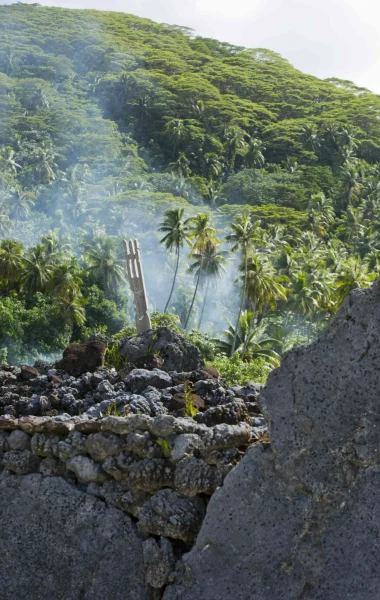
[210,353,272,386]
[186,329,216,361]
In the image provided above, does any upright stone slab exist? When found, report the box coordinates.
[164,283,380,600]
[0,473,149,600]
[124,239,152,334]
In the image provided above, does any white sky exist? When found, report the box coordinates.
[2,0,380,93]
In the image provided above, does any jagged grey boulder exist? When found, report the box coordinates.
[120,327,203,372]
[195,399,250,426]
[174,457,223,497]
[125,369,173,393]
[0,473,148,600]
[8,429,31,451]
[66,455,107,483]
[2,450,41,474]
[128,458,175,492]
[164,283,380,600]
[85,431,126,462]
[31,433,60,457]
[143,537,176,588]
[138,488,205,541]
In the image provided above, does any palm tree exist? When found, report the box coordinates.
[0,239,23,289]
[336,206,366,246]
[335,257,375,308]
[190,99,205,121]
[168,152,191,178]
[261,225,291,252]
[159,208,191,313]
[0,203,10,237]
[41,231,71,261]
[240,253,287,358]
[204,153,223,180]
[21,244,55,293]
[205,183,226,207]
[339,126,359,151]
[165,119,188,156]
[185,214,218,329]
[4,186,35,220]
[288,271,321,317]
[226,214,262,356]
[245,137,266,169]
[0,146,21,176]
[52,295,86,328]
[302,124,322,153]
[336,164,362,215]
[224,125,248,172]
[82,237,125,293]
[190,241,227,328]
[308,193,335,238]
[35,144,57,184]
[49,261,83,300]
[214,312,281,366]
[364,249,380,276]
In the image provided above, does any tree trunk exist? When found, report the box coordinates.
[198,278,210,329]
[241,303,256,361]
[164,246,180,313]
[230,251,248,357]
[185,258,203,330]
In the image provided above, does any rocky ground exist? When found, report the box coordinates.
[0,327,266,430]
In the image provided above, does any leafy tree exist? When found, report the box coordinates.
[214,311,281,366]
[226,214,261,355]
[240,253,287,358]
[82,237,125,294]
[193,241,227,328]
[159,208,190,312]
[0,239,23,289]
[245,138,266,169]
[21,244,55,294]
[185,213,217,329]
[335,257,375,307]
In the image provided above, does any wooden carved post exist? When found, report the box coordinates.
[123,239,152,334]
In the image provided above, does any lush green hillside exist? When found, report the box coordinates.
[1,3,380,372]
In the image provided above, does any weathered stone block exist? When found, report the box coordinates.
[2,450,41,474]
[66,455,108,483]
[174,457,223,497]
[138,489,205,541]
[85,431,125,462]
[128,458,175,492]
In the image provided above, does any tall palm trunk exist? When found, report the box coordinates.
[241,303,256,361]
[164,246,180,313]
[230,250,248,357]
[198,278,210,329]
[185,256,203,330]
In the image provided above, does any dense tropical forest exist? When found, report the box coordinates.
[1,3,380,381]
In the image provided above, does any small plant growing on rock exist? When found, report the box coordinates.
[147,332,158,354]
[105,400,118,416]
[184,380,198,418]
[105,342,126,370]
[251,430,270,446]
[156,439,171,457]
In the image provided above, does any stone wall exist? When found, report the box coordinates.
[0,413,253,544]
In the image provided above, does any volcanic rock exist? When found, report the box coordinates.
[55,340,107,377]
